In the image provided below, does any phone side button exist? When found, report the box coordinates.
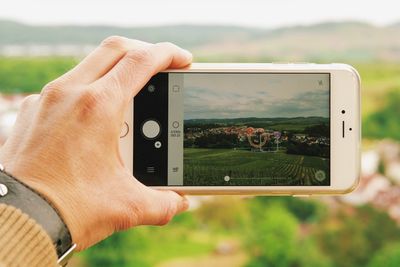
[120,122,129,138]
[292,194,310,198]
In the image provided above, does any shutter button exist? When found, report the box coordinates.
[142,120,161,139]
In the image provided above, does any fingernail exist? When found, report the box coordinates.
[181,197,190,211]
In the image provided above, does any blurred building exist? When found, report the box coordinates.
[341,141,400,223]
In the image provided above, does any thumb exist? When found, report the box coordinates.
[137,187,189,226]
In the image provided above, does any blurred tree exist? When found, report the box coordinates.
[195,196,249,231]
[304,124,329,137]
[244,202,298,267]
[195,133,239,148]
[293,238,333,267]
[0,57,77,93]
[367,243,400,267]
[81,229,150,267]
[169,210,198,228]
[315,209,369,267]
[254,197,325,223]
[358,205,400,253]
[364,88,400,140]
[315,205,400,267]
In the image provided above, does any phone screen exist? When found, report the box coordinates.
[135,73,330,186]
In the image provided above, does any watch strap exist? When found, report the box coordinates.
[0,167,73,260]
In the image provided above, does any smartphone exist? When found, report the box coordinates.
[120,63,361,195]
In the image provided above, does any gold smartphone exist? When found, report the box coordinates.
[120,63,361,195]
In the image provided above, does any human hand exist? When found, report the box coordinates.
[0,36,192,250]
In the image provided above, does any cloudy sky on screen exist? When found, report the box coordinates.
[183,73,330,120]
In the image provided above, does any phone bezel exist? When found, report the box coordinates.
[120,63,361,195]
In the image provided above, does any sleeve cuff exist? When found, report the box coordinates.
[0,203,58,267]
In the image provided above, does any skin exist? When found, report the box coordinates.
[0,36,192,250]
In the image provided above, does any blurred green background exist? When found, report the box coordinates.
[1,1,400,266]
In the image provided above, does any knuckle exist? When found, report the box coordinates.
[20,94,39,110]
[100,35,127,51]
[125,48,154,67]
[158,203,177,226]
[42,80,64,92]
[40,81,65,105]
[157,41,176,49]
[74,89,103,121]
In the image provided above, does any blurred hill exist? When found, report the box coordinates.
[1,19,400,61]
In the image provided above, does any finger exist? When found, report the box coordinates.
[92,42,192,101]
[58,36,151,85]
[1,94,40,158]
[138,187,189,226]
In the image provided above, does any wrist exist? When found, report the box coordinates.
[0,147,125,250]
[0,164,76,264]
[0,150,80,245]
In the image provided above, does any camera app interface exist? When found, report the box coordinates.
[168,73,330,186]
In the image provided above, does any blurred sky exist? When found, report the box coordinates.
[1,0,399,28]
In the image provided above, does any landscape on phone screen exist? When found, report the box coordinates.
[183,73,330,186]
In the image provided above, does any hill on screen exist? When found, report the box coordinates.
[184,116,328,131]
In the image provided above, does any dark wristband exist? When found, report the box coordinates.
[0,164,75,265]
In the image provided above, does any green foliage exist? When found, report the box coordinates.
[243,197,330,267]
[317,211,369,267]
[303,123,329,137]
[81,230,150,267]
[195,133,239,148]
[358,205,400,252]
[80,213,215,267]
[245,202,298,267]
[0,57,77,94]
[286,141,329,158]
[315,205,400,267]
[363,89,400,141]
[355,63,400,118]
[195,196,249,231]
[256,196,325,223]
[285,199,325,223]
[293,238,333,267]
[168,210,198,228]
[368,243,400,267]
